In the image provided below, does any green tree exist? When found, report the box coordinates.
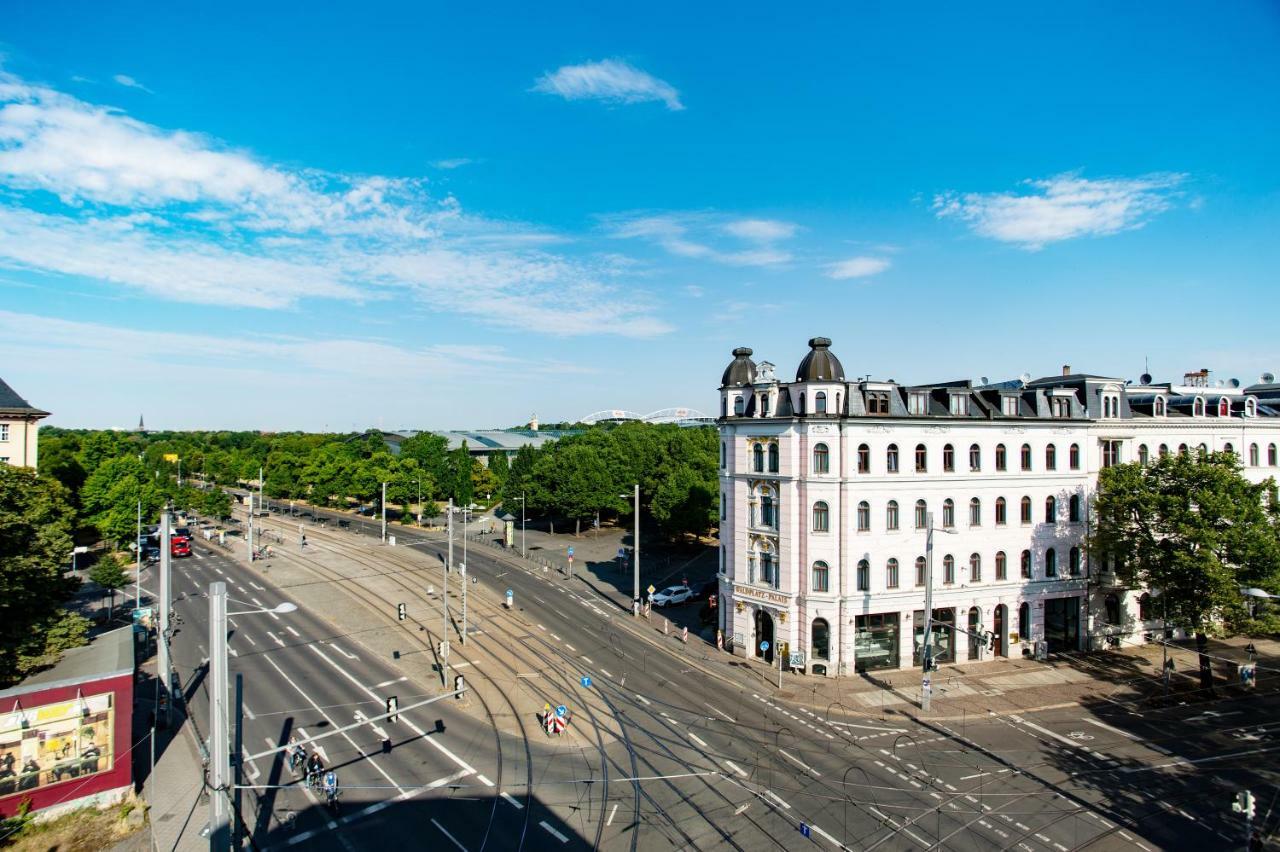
[488,450,510,487]
[1092,451,1280,690]
[500,445,538,511]
[80,456,167,544]
[0,466,85,686]
[201,488,234,520]
[446,445,474,506]
[650,464,717,541]
[398,432,449,499]
[89,554,130,621]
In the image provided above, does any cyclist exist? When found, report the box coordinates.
[322,770,339,810]
[288,739,305,773]
[306,751,324,788]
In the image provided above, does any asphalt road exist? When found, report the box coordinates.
[151,496,1277,850]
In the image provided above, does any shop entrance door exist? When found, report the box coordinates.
[1044,597,1080,653]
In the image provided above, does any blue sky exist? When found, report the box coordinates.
[1,1,1278,430]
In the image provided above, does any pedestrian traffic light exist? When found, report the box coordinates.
[397,602,407,621]
[1235,790,1256,819]
[386,696,398,724]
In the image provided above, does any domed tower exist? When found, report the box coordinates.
[720,347,756,418]
[792,337,845,416]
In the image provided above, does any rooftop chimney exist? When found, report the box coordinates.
[1062,365,1071,376]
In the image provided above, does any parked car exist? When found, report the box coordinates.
[651,586,694,607]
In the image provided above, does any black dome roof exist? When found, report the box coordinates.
[796,337,844,382]
[721,347,756,387]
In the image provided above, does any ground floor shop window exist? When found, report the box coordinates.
[811,618,830,660]
[913,608,956,666]
[854,613,899,672]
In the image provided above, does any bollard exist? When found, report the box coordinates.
[716,629,724,651]
[682,626,688,644]
[664,619,669,636]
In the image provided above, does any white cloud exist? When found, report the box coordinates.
[722,218,796,242]
[112,74,152,93]
[0,70,671,337]
[532,59,683,111]
[434,157,474,169]
[825,256,891,280]
[609,214,792,267]
[934,172,1186,250]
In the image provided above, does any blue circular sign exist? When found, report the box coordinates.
[555,704,567,717]
[759,640,770,652]
[506,589,513,596]
[580,676,592,688]
[567,546,574,557]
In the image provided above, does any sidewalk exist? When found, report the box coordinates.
[137,665,208,852]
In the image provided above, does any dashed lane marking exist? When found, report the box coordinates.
[724,760,748,778]
[600,668,613,678]
[501,792,523,809]
[286,626,301,637]
[243,633,257,646]
[634,695,651,706]
[689,733,708,748]
[540,821,570,843]
[607,803,618,826]
[431,818,469,852]
[476,774,493,787]
[763,790,792,810]
[777,748,821,776]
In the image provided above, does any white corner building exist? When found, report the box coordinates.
[716,338,1280,676]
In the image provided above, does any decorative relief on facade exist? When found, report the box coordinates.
[811,424,834,435]
[734,584,791,605]
[866,425,890,434]
[923,426,951,434]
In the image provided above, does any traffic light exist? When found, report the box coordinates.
[386,696,399,724]
[986,631,995,650]
[1234,790,1257,819]
[397,602,407,621]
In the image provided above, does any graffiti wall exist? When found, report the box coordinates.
[0,693,114,798]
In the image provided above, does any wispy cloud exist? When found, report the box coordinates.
[434,157,474,169]
[934,172,1186,250]
[112,74,152,93]
[608,213,794,267]
[825,256,891,280]
[532,59,683,111]
[0,70,670,337]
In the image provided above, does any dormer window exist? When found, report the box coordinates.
[1218,398,1230,417]
[1051,397,1070,418]
[1101,394,1121,418]
[734,396,745,416]
[867,391,891,415]
[908,392,929,415]
[1002,395,1019,416]
[1154,396,1166,416]
[1193,397,1205,417]
[949,394,969,416]
[814,391,827,414]
[1246,398,1257,417]
[760,393,771,417]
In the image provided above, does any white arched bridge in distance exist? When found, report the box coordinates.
[579,407,715,427]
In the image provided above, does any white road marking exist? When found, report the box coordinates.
[581,656,594,664]
[242,701,257,721]
[501,792,523,809]
[778,748,821,776]
[1011,714,1092,749]
[565,643,577,651]
[1084,717,1143,740]
[431,818,469,851]
[601,668,613,678]
[705,703,735,722]
[724,760,748,778]
[829,721,907,733]
[250,582,265,591]
[476,774,493,787]
[764,790,792,810]
[551,633,562,641]
[238,586,248,593]
[268,631,285,647]
[808,824,840,846]
[243,633,257,647]
[634,694,651,706]
[606,803,619,825]
[375,676,408,689]
[537,624,546,631]
[328,642,359,660]
[286,626,301,637]
[228,647,238,657]
[540,821,570,843]
[689,733,708,748]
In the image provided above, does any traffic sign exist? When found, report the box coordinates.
[567,546,574,557]
[759,640,770,652]
[617,548,627,560]
[799,823,811,838]
[555,704,567,717]
[580,676,592,688]
[647,584,656,595]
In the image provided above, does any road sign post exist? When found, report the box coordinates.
[580,676,592,688]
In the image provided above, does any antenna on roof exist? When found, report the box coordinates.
[1139,373,1153,385]
[1263,372,1276,384]
[1018,372,1031,386]
[1229,378,1241,388]
[979,376,990,386]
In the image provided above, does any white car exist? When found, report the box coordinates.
[651,586,693,607]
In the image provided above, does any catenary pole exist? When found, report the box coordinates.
[381,481,387,542]
[521,492,526,558]
[135,500,142,611]
[444,498,452,680]
[633,484,641,616]
[922,512,935,713]
[208,581,230,852]
[461,506,468,645]
[158,512,172,728]
[247,493,254,563]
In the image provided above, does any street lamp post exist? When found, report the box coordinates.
[413,478,422,526]
[208,582,296,852]
[158,513,173,728]
[620,486,640,615]
[443,498,452,682]
[135,500,142,611]
[921,511,957,713]
[381,481,387,543]
[519,492,527,557]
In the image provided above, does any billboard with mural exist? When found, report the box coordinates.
[0,692,115,798]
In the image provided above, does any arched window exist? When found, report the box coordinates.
[1045,444,1057,470]
[1104,594,1121,625]
[1045,496,1057,524]
[768,443,779,473]
[1138,444,1149,465]
[1219,398,1230,417]
[1020,496,1032,524]
[1246,398,1257,417]
[915,499,928,529]
[1224,442,1234,456]
[1021,443,1033,471]
[1271,444,1279,466]
[813,561,831,592]
[995,497,1007,525]
[1250,444,1260,466]
[1069,443,1080,470]
[887,444,900,473]
[970,552,982,582]
[752,444,764,472]
[855,560,868,591]
[1045,547,1057,577]
[996,443,1008,471]
[857,501,870,531]
[969,497,981,526]
[815,391,827,414]
[759,493,776,528]
[943,554,955,585]
[1198,443,1208,457]
[943,443,955,472]
[1069,546,1081,576]
[1020,549,1032,579]
[1154,396,1166,416]
[1193,398,1205,417]
[835,393,842,413]
[886,558,900,589]
[1159,443,1169,457]
[812,501,829,532]
[942,498,955,528]
[797,392,805,414]
[734,396,745,415]
[760,548,778,588]
[813,443,829,474]
[857,443,871,473]
[995,551,1007,580]
[1019,602,1030,638]
[1178,443,1188,455]
[1068,493,1081,523]
[1139,593,1152,621]
[915,443,928,473]
[720,442,726,467]
[915,556,926,586]
[886,500,899,530]
[969,443,981,471]
[812,618,831,659]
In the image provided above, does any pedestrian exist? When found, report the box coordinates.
[301,534,307,549]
